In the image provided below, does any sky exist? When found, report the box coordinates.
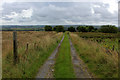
[0,0,119,26]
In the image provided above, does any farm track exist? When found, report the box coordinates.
[69,35,91,78]
[36,35,64,78]
[36,33,92,78]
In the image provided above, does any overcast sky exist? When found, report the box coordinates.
[0,0,119,26]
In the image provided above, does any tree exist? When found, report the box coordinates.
[53,26,57,31]
[68,26,76,32]
[94,28,98,31]
[86,26,94,32]
[100,25,118,33]
[53,25,64,32]
[119,27,120,32]
[77,26,87,32]
[44,25,52,31]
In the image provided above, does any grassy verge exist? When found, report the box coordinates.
[2,31,63,78]
[70,33,118,78]
[76,32,118,52]
[54,32,75,78]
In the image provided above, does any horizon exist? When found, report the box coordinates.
[0,24,118,27]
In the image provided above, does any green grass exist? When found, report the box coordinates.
[70,33,118,78]
[76,32,118,38]
[3,41,60,78]
[84,38,118,52]
[76,32,119,52]
[2,32,63,78]
[54,33,75,78]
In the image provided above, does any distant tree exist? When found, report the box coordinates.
[53,25,64,32]
[94,28,98,31]
[90,28,98,32]
[86,26,94,32]
[53,26,57,31]
[77,26,87,32]
[99,25,118,33]
[119,27,120,32]
[68,26,76,32]
[44,25,52,31]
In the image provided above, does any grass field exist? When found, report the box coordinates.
[70,32,118,78]
[2,31,63,78]
[76,32,118,38]
[54,32,75,78]
[76,32,119,53]
[2,31,119,78]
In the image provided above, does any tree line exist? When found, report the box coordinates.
[45,25,119,33]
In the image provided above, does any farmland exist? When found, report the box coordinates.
[70,32,118,78]
[2,31,119,78]
[76,32,119,53]
[1,1,119,79]
[2,31,63,78]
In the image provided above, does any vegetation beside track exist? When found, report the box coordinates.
[70,33,118,78]
[2,31,63,78]
[54,32,75,78]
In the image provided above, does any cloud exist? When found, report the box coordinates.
[21,8,33,18]
[2,8,33,21]
[0,1,118,26]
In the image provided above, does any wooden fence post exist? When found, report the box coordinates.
[26,42,29,51]
[34,43,36,49]
[13,31,18,65]
[112,45,115,51]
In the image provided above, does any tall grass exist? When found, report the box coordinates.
[70,33,118,78]
[2,31,63,78]
[76,32,118,53]
[54,33,75,78]
[76,32,118,38]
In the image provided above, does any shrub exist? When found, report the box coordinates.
[53,25,64,32]
[86,26,94,32]
[99,25,118,33]
[44,25,52,31]
[68,26,76,32]
[77,26,87,32]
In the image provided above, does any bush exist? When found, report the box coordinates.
[100,25,118,33]
[86,26,94,32]
[44,25,52,31]
[53,26,57,31]
[53,25,64,32]
[68,26,76,32]
[77,26,87,32]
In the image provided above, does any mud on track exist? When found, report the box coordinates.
[36,35,64,78]
[69,37,91,78]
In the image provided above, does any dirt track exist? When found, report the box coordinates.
[69,37,91,78]
[36,34,92,78]
[36,35,64,78]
